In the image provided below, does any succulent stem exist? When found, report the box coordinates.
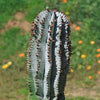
[27,9,71,100]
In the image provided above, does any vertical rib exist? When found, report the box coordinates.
[44,11,54,100]
[53,12,62,100]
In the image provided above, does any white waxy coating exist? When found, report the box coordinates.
[44,11,55,100]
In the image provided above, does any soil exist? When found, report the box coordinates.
[0,12,31,35]
[14,12,24,20]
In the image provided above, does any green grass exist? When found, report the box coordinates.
[0,0,100,100]
[0,28,29,60]
[0,0,27,28]
[0,0,45,28]
[66,97,94,100]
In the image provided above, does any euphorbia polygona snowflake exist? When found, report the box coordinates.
[27,9,71,100]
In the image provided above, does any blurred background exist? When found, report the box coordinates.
[0,0,100,100]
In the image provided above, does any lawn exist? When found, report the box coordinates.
[0,0,100,100]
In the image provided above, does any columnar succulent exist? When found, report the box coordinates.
[27,9,71,100]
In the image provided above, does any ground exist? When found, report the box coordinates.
[0,0,100,100]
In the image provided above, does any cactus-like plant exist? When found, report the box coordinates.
[27,9,71,100]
